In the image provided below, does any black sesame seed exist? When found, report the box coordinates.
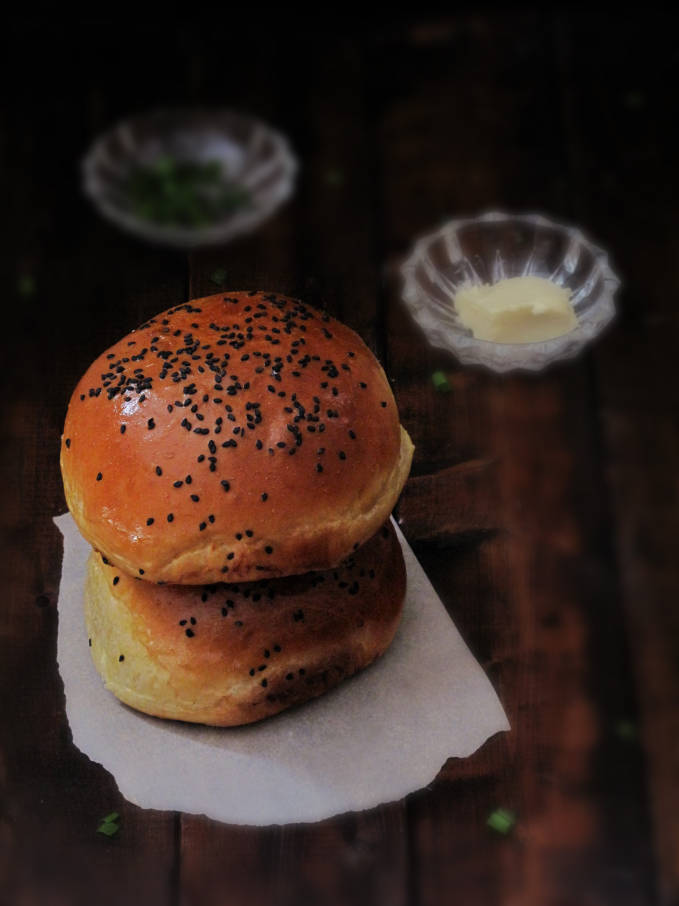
[96,472,102,481]
[221,480,230,491]
[186,628,195,637]
[113,576,120,586]
[148,418,156,429]
[146,517,154,526]
[190,494,200,502]
[65,438,71,448]
[316,463,323,473]
[199,522,207,531]
[167,513,174,522]
[119,655,125,662]
[120,425,127,434]
[155,465,162,476]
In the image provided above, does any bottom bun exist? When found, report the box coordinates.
[85,522,406,727]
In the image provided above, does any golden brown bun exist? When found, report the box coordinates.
[84,522,405,727]
[61,291,413,584]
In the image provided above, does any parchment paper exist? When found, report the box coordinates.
[54,513,509,826]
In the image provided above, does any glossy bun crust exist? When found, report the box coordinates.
[62,292,413,584]
[85,521,406,727]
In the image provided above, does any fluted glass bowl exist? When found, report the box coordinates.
[400,212,620,372]
[82,109,297,248]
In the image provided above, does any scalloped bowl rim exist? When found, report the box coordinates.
[400,211,621,371]
[81,108,298,247]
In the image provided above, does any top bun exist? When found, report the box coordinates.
[61,291,413,584]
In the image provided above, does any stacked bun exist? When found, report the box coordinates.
[61,291,414,726]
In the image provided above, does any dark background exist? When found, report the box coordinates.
[2,10,678,906]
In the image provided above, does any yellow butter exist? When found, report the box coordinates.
[454,276,578,344]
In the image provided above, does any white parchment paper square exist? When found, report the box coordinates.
[54,513,509,825]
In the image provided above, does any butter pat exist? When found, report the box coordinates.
[454,276,578,344]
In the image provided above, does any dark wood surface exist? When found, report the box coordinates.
[3,10,678,905]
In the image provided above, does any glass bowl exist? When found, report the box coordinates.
[82,109,297,248]
[399,212,620,373]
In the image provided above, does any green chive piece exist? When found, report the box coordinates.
[431,370,451,392]
[615,719,637,741]
[17,274,36,297]
[97,811,121,836]
[487,807,516,835]
[324,167,344,187]
[210,268,228,287]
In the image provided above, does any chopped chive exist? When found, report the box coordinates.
[210,267,228,287]
[615,719,637,741]
[97,811,121,836]
[324,167,344,187]
[431,370,451,392]
[487,808,516,835]
[17,274,36,297]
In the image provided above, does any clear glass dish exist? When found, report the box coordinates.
[399,212,620,373]
[82,109,297,248]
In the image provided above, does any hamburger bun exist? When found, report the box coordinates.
[61,291,413,584]
[84,521,406,727]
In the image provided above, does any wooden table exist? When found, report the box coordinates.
[3,11,678,905]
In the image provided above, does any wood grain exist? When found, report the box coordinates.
[2,11,677,906]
